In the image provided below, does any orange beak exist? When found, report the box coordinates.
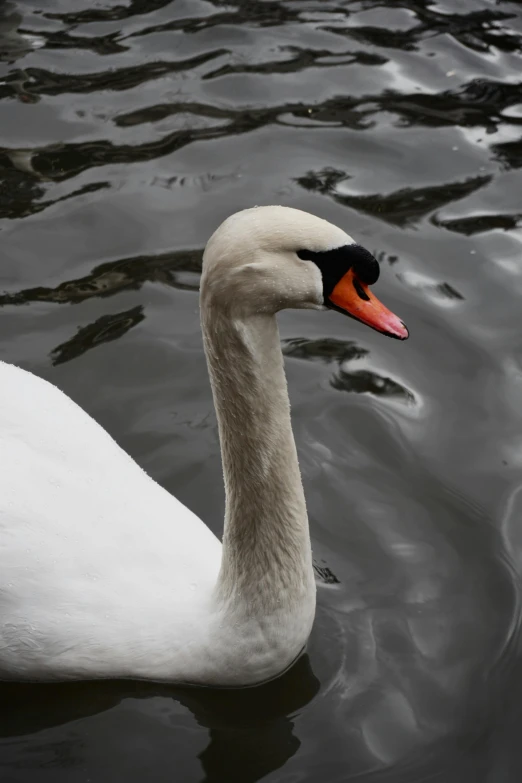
[329,268,408,340]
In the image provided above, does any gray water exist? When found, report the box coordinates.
[1,1,522,781]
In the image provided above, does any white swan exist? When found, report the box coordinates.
[0,206,408,686]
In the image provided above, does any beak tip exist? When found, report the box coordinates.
[382,316,409,341]
[397,320,409,340]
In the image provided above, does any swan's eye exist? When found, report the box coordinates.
[297,244,380,301]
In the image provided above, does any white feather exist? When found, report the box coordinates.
[0,206,353,685]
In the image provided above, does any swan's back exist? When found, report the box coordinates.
[0,361,220,680]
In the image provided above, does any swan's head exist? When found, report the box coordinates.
[201,206,408,340]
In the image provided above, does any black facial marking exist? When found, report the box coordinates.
[353,277,370,301]
[350,245,380,285]
[297,243,380,300]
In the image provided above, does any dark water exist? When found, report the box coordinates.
[1,0,522,780]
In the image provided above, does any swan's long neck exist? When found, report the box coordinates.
[201,302,315,617]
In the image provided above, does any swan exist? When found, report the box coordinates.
[0,206,408,686]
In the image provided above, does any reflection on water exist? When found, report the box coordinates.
[283,337,415,403]
[50,305,145,365]
[1,0,522,781]
[0,655,320,783]
[0,248,203,304]
[297,167,493,227]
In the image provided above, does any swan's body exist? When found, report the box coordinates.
[0,206,407,685]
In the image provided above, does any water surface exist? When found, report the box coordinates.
[1,0,522,781]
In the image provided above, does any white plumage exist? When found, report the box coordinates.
[0,206,404,685]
